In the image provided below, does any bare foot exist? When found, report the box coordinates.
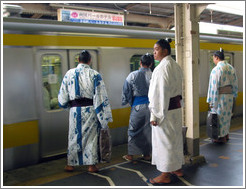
[64,165,74,172]
[122,155,133,161]
[150,173,171,184]
[171,169,184,177]
[88,165,99,173]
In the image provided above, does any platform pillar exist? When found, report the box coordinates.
[174,3,207,157]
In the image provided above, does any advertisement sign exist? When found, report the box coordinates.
[58,9,124,26]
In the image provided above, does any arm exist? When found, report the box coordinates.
[148,69,170,125]
[207,68,220,109]
[93,74,113,128]
[232,69,238,98]
[122,78,133,106]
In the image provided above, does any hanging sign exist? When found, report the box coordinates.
[58,9,124,26]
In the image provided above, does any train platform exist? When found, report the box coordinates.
[3,116,244,187]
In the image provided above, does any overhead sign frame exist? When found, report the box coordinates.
[58,9,124,26]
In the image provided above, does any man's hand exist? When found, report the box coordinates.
[151,121,158,126]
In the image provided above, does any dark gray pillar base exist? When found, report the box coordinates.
[186,137,200,156]
[184,137,206,166]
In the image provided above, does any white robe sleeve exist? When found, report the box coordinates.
[148,68,170,124]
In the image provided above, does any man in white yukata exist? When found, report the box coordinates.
[147,39,184,184]
[207,48,238,143]
[58,50,113,173]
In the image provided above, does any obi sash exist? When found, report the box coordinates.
[132,96,149,107]
[168,95,182,110]
[219,85,232,94]
[69,97,93,107]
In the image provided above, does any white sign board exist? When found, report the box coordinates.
[58,9,124,26]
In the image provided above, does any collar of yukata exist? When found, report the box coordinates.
[160,55,171,62]
[139,67,150,71]
[77,63,90,69]
[217,61,225,66]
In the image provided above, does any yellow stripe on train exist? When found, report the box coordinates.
[3,94,243,148]
[3,34,243,51]
[3,120,39,149]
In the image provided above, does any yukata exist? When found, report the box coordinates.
[122,67,152,156]
[58,63,112,166]
[207,61,238,137]
[148,55,184,173]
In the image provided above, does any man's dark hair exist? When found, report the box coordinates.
[79,50,91,63]
[213,48,225,60]
[141,53,154,67]
[156,38,172,55]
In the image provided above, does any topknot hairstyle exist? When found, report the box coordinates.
[156,38,172,55]
[79,50,91,63]
[141,53,154,67]
[213,48,225,60]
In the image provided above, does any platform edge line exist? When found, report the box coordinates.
[177,176,194,186]
[89,172,115,186]
[114,165,152,186]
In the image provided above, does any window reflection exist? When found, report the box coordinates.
[41,55,62,110]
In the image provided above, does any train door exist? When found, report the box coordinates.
[36,49,69,158]
[69,50,98,70]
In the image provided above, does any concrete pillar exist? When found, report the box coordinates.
[174,3,207,157]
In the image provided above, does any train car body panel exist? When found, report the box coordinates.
[3,47,39,170]
[3,47,38,124]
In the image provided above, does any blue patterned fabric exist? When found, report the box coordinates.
[58,63,112,166]
[207,61,238,137]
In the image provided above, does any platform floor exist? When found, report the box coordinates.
[3,117,244,187]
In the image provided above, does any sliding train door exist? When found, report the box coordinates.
[36,49,69,158]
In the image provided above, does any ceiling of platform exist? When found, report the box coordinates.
[3,3,243,29]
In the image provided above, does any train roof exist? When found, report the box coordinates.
[3,17,243,44]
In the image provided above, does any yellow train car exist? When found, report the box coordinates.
[3,17,243,171]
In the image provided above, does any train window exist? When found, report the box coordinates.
[130,55,141,72]
[130,54,156,72]
[209,54,232,73]
[74,54,79,67]
[41,55,62,111]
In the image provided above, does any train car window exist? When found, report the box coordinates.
[74,54,80,67]
[209,54,232,73]
[130,54,156,72]
[130,55,141,72]
[41,55,62,111]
